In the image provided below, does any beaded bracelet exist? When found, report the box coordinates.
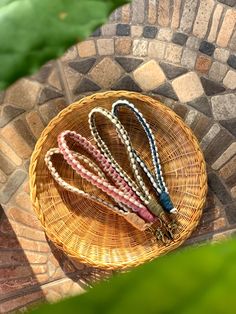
[112,99,177,214]
[88,107,163,217]
[57,130,156,223]
[45,148,148,231]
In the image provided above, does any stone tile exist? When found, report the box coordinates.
[157,28,173,41]
[204,129,234,164]
[200,123,221,150]
[5,79,41,110]
[131,25,143,37]
[92,27,101,37]
[165,43,182,63]
[193,0,215,38]
[159,62,188,79]
[212,142,236,170]
[188,96,212,117]
[77,40,96,58]
[200,77,226,96]
[195,55,212,74]
[133,39,148,57]
[219,155,236,181]
[208,172,232,205]
[171,0,181,29]
[225,202,236,225]
[115,38,132,55]
[172,72,204,102]
[211,93,236,120]
[0,153,15,175]
[231,186,236,198]
[208,4,224,43]
[60,46,78,63]
[112,75,142,92]
[185,109,198,126]
[220,118,236,137]
[32,62,53,84]
[121,4,131,23]
[38,87,63,105]
[47,66,62,90]
[97,38,114,55]
[218,0,236,5]
[62,66,81,92]
[181,48,197,69]
[0,170,6,184]
[229,30,236,50]
[180,0,198,33]
[186,36,201,50]
[13,118,36,149]
[172,32,188,46]
[192,114,213,141]
[223,70,236,89]
[152,82,178,100]
[0,138,22,166]
[209,62,228,82]
[116,24,131,36]
[90,57,122,89]
[227,55,236,69]
[101,24,116,36]
[0,124,33,159]
[148,40,166,59]
[132,0,145,23]
[148,0,157,24]
[173,104,188,119]
[143,26,158,39]
[214,48,230,63]
[133,60,166,91]
[26,111,45,139]
[74,78,100,94]
[0,105,25,128]
[217,9,236,47]
[39,98,67,125]
[115,57,143,73]
[69,58,96,74]
[157,0,170,27]
[0,169,27,204]
[199,41,215,56]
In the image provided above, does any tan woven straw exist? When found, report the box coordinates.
[29,91,207,270]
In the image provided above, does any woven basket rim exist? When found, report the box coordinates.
[29,91,207,270]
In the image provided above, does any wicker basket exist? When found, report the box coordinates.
[29,91,207,270]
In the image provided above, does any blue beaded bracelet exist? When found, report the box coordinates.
[112,99,177,214]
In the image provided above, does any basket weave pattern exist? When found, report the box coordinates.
[29,91,207,270]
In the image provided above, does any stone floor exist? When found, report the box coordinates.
[0,0,236,312]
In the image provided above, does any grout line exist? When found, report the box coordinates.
[56,60,73,105]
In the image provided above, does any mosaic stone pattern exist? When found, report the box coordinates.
[0,0,236,311]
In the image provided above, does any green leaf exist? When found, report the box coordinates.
[30,238,236,314]
[0,0,129,90]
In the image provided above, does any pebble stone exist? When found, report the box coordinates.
[217,9,236,47]
[157,28,173,41]
[214,48,230,63]
[223,70,236,89]
[97,39,114,55]
[211,93,236,120]
[143,26,158,38]
[148,40,166,59]
[212,142,236,170]
[165,43,182,63]
[209,62,228,82]
[90,57,122,88]
[133,39,148,57]
[116,24,131,36]
[193,0,215,39]
[133,60,166,91]
[227,55,236,69]
[172,72,204,102]
[181,48,197,69]
[172,32,188,46]
[199,41,215,56]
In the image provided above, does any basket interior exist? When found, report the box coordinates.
[31,92,207,269]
